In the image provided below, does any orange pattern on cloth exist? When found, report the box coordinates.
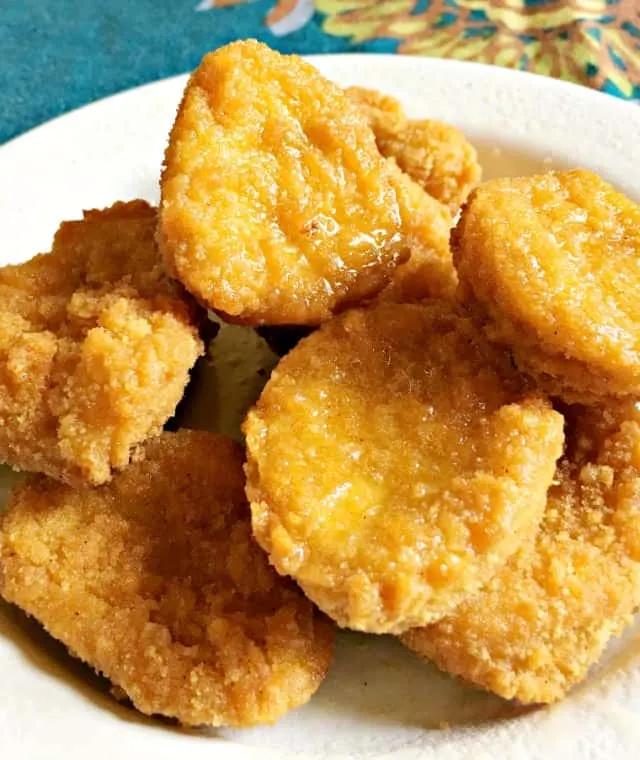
[200,1,640,99]
[317,0,640,97]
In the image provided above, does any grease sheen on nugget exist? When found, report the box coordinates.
[244,302,564,634]
[454,170,640,402]
[0,430,333,727]
[402,403,640,704]
[0,201,202,486]
[160,41,412,326]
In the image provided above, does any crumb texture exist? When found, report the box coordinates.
[453,170,640,401]
[346,86,481,214]
[0,201,203,485]
[0,430,334,726]
[244,301,564,633]
[403,402,640,703]
[160,41,418,326]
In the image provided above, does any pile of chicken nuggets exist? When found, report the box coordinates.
[1,39,640,727]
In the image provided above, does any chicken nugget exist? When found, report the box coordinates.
[402,403,640,704]
[244,301,564,634]
[453,170,640,403]
[345,86,474,302]
[159,41,411,326]
[344,86,407,136]
[378,120,481,215]
[380,165,456,303]
[346,87,481,215]
[0,201,203,486]
[0,430,333,726]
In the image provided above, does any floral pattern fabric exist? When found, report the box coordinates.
[200,0,640,99]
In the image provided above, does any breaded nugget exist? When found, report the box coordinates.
[0,201,203,486]
[344,86,407,135]
[346,87,481,214]
[453,170,640,402]
[380,165,456,302]
[402,403,640,704]
[345,85,475,300]
[378,120,481,215]
[160,40,411,326]
[244,302,564,634]
[0,430,333,726]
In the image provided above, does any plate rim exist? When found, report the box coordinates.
[2,53,638,154]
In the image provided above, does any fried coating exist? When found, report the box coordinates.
[378,120,481,215]
[244,301,564,634]
[0,201,203,486]
[0,430,333,726]
[453,170,640,402]
[381,165,456,303]
[402,403,640,704]
[344,85,476,301]
[346,86,481,214]
[160,40,412,326]
[344,86,407,136]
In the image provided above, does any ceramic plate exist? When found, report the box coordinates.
[1,55,639,760]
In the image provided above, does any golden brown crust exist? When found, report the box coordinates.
[0,430,334,726]
[244,301,564,634]
[345,87,481,215]
[344,86,407,136]
[345,86,483,303]
[380,164,456,303]
[0,201,203,486]
[377,120,481,215]
[453,170,640,402]
[402,402,640,704]
[159,41,413,326]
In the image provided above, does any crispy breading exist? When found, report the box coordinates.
[402,403,640,704]
[0,430,334,726]
[0,201,203,486]
[346,86,480,302]
[244,301,564,634]
[344,86,407,136]
[159,41,413,326]
[453,170,640,402]
[380,164,456,302]
[346,86,481,214]
[377,120,481,215]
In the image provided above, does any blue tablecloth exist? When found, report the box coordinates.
[2,1,639,146]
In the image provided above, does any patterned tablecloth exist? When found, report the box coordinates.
[2,1,639,145]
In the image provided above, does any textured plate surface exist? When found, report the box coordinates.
[1,55,640,760]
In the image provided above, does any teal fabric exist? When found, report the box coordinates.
[2,1,639,146]
[1,1,349,145]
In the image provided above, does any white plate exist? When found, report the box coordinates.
[1,55,640,760]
